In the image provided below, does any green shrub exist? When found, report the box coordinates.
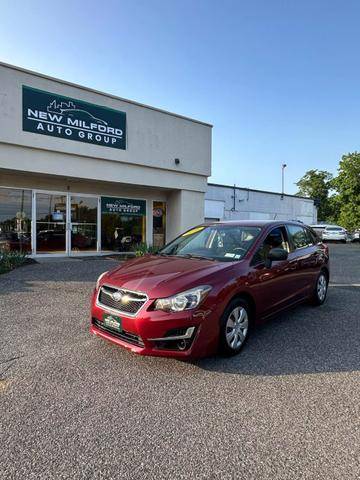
[0,251,27,274]
[134,243,160,257]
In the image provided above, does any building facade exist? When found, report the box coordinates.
[0,63,212,256]
[205,183,317,225]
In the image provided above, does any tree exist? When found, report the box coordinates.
[332,153,360,230]
[326,194,342,224]
[295,169,334,221]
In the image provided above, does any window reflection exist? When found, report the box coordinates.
[101,215,146,251]
[153,202,166,248]
[71,196,98,252]
[36,193,67,253]
[0,187,32,253]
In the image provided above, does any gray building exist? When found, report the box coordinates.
[205,183,317,225]
[0,62,212,257]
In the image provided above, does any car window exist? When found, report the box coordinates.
[311,227,324,235]
[287,225,312,249]
[307,227,319,244]
[251,226,290,265]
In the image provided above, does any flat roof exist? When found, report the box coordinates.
[0,61,213,128]
[207,182,313,201]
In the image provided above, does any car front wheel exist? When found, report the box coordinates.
[219,298,251,356]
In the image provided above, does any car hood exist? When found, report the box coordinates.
[103,255,236,298]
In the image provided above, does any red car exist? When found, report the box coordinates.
[90,221,329,359]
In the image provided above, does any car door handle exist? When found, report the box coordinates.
[286,259,298,271]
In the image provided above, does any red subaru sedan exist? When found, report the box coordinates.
[90,221,329,359]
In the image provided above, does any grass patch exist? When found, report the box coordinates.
[0,251,28,274]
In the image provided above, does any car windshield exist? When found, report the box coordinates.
[159,225,262,262]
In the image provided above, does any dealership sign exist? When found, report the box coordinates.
[22,86,126,149]
[101,197,146,216]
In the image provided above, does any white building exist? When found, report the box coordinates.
[0,62,212,256]
[205,183,317,225]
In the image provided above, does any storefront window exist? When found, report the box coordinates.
[101,197,146,252]
[0,187,32,253]
[153,201,166,248]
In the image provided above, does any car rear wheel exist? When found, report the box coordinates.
[219,298,251,356]
[311,271,328,305]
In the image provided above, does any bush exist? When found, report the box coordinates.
[134,243,160,257]
[0,251,27,274]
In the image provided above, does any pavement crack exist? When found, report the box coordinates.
[0,355,23,365]
[0,355,23,380]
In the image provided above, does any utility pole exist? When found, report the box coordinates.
[281,164,287,199]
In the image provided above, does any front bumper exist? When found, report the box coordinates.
[90,289,219,358]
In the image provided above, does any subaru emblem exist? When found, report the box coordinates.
[112,291,123,302]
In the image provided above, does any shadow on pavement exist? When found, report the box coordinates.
[194,285,360,377]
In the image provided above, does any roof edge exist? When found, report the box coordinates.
[0,61,213,128]
[207,182,314,201]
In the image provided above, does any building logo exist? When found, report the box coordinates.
[22,86,126,150]
[101,197,146,216]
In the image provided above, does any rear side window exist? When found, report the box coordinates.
[308,227,319,244]
[287,225,313,249]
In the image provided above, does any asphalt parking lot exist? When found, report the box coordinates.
[1,244,359,480]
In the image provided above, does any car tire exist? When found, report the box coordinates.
[219,298,251,356]
[311,271,328,306]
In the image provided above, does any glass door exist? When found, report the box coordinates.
[152,201,166,248]
[70,196,98,253]
[35,192,67,254]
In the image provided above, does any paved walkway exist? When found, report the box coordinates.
[0,246,359,479]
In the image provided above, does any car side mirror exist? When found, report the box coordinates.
[265,247,288,268]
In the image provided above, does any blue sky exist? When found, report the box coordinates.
[1,0,360,194]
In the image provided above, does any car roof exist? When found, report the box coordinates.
[202,220,306,228]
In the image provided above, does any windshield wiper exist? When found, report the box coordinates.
[176,254,216,261]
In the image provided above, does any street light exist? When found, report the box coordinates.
[281,164,287,199]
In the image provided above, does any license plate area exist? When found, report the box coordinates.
[103,313,122,332]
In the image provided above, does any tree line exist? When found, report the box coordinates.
[296,152,360,230]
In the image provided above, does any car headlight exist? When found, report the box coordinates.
[154,285,212,312]
[96,271,108,290]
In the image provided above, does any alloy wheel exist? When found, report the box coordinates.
[225,306,249,350]
[317,273,327,302]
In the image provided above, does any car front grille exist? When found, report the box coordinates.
[97,285,148,316]
[92,318,144,347]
